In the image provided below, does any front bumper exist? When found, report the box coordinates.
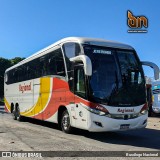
[87,112,148,132]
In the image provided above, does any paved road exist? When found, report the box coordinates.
[0,106,160,160]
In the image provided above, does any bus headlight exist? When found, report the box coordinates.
[140,103,148,115]
[80,103,109,116]
[88,108,107,116]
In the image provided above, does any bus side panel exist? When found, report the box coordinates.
[40,77,52,120]
[43,78,67,123]
[20,80,34,116]
[31,77,52,120]
[4,80,34,115]
[73,96,89,130]
[32,78,72,124]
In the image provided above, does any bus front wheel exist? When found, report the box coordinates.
[61,110,72,134]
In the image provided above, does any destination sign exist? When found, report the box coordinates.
[93,49,112,55]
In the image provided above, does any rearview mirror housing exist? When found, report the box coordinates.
[141,61,160,80]
[70,55,92,76]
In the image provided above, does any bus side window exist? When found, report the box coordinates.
[18,66,23,82]
[7,71,10,84]
[55,49,65,77]
[40,56,47,77]
[25,63,33,81]
[32,57,43,78]
[31,60,37,79]
[13,68,18,83]
[48,53,56,75]
[23,64,28,81]
[47,49,65,76]
[26,66,30,80]
[33,58,40,78]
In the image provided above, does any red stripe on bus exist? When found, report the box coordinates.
[33,77,100,120]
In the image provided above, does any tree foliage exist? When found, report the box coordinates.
[11,57,25,65]
[0,57,25,99]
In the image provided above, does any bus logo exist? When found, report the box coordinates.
[117,108,134,113]
[19,82,31,93]
[127,10,148,33]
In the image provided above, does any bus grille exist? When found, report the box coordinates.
[109,113,139,120]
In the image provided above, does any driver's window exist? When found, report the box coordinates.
[74,68,86,98]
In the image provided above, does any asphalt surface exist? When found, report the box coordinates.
[0,106,160,160]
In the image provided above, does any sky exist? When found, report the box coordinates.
[0,0,160,78]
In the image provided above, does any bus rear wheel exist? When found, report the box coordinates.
[61,110,72,134]
[13,106,23,121]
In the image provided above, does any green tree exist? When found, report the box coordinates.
[0,57,11,99]
[10,57,25,65]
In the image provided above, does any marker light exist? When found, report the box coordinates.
[140,103,148,115]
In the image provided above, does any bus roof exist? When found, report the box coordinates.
[6,37,134,72]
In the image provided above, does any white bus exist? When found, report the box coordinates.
[4,37,159,133]
[152,80,160,114]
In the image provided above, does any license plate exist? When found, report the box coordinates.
[120,124,130,130]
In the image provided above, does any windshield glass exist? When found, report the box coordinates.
[83,45,146,106]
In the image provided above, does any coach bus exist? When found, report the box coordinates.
[152,80,160,114]
[4,37,160,133]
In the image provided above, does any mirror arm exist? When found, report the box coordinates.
[141,61,160,80]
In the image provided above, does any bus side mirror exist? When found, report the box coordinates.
[70,55,92,76]
[141,61,160,80]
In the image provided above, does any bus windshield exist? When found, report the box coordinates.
[83,45,146,107]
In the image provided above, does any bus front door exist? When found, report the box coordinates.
[74,65,88,130]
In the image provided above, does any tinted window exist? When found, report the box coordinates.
[48,49,66,76]
[117,51,143,85]
[62,43,77,87]
[17,66,23,81]
[83,45,146,106]
[6,48,66,84]
[74,68,86,98]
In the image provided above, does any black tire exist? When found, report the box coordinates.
[61,110,72,134]
[13,106,23,121]
[148,103,152,117]
[13,108,17,120]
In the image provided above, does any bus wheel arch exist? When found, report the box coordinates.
[58,106,73,133]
